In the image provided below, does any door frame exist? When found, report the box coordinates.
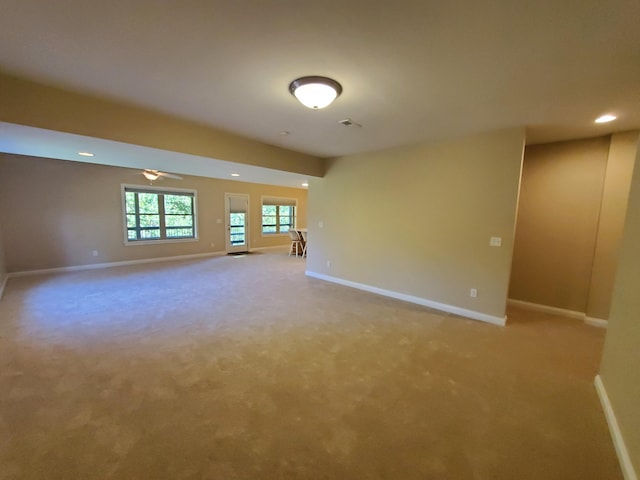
[224,193,250,253]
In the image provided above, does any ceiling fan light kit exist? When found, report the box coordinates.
[289,76,342,110]
[143,170,160,181]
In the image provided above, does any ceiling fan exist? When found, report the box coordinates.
[139,169,183,183]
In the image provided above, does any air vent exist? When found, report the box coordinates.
[338,118,362,127]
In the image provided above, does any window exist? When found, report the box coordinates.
[229,213,246,245]
[123,186,197,243]
[262,197,297,235]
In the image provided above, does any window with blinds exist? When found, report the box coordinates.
[262,196,297,235]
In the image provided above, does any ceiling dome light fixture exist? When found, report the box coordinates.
[289,76,342,110]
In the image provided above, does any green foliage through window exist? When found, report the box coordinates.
[262,202,295,234]
[229,213,246,245]
[124,188,196,242]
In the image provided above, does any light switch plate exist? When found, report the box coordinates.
[490,236,502,247]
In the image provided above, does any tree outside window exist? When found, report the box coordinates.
[124,187,196,243]
[262,197,296,235]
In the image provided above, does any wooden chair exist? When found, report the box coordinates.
[300,230,308,257]
[288,229,303,257]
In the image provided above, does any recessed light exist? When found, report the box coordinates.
[231,173,240,177]
[302,183,309,187]
[595,114,617,123]
[78,151,94,157]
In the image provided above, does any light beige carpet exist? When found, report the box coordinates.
[0,251,622,479]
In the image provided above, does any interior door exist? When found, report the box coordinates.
[225,193,249,253]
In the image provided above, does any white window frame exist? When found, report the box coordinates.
[261,196,297,237]
[121,184,199,245]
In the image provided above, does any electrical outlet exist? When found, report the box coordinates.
[326,260,331,268]
[470,288,478,298]
[490,236,502,247]
[92,250,98,257]
[210,242,215,248]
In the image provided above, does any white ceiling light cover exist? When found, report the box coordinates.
[289,76,342,110]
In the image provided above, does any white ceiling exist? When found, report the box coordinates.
[0,0,639,162]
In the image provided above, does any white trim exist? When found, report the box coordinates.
[595,375,638,480]
[122,183,198,194]
[0,274,8,300]
[123,238,199,247]
[306,271,506,326]
[260,195,298,238]
[121,183,199,245]
[585,317,608,328]
[225,192,250,253]
[507,298,585,320]
[7,251,226,278]
[260,232,290,238]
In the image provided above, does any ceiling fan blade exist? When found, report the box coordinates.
[159,172,183,180]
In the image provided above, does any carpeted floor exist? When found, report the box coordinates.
[0,250,621,479]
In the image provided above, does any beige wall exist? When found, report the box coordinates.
[0,220,6,290]
[587,131,639,320]
[509,134,638,317]
[0,154,307,272]
[599,143,640,477]
[307,128,525,320]
[509,137,609,312]
[0,73,324,177]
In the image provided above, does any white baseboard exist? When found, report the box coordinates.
[507,298,586,320]
[7,251,227,278]
[305,270,506,326]
[585,317,608,328]
[595,375,638,480]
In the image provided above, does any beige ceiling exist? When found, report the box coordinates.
[0,0,639,159]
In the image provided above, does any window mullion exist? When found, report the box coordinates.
[158,194,167,239]
[124,187,196,243]
[134,192,141,240]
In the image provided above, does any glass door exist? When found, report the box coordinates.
[225,193,249,253]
